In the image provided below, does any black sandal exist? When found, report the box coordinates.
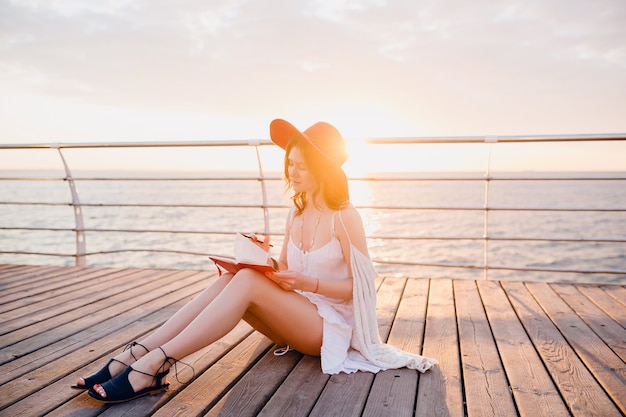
[71,341,148,390]
[87,347,174,404]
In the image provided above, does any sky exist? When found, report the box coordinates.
[1,0,625,173]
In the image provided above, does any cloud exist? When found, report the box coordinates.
[6,0,140,17]
[0,0,625,141]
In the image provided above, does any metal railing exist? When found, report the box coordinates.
[1,134,625,282]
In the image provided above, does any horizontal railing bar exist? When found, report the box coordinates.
[2,201,625,213]
[482,176,626,181]
[483,265,626,275]
[359,206,626,212]
[0,227,256,236]
[2,175,626,182]
[0,140,274,149]
[0,176,283,182]
[2,133,625,150]
[371,235,626,243]
[353,176,626,182]
[367,258,626,275]
[0,251,76,257]
[79,249,214,257]
[0,249,210,257]
[0,202,286,209]
[2,226,624,244]
[0,177,283,182]
[2,250,624,276]
[363,133,626,144]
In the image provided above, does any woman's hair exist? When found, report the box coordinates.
[284,136,349,215]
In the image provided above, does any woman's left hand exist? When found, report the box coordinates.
[266,270,301,291]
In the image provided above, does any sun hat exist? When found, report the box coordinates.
[269,119,348,167]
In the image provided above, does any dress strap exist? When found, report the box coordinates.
[288,207,297,230]
[330,211,339,239]
[337,209,353,247]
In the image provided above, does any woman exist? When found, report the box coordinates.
[75,118,437,403]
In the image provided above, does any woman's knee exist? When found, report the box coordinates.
[231,269,273,292]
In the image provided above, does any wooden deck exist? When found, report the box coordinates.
[0,264,624,417]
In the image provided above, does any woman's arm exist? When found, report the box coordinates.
[275,210,292,271]
[335,204,370,261]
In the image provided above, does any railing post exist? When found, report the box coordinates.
[54,146,87,266]
[483,137,497,280]
[253,143,271,235]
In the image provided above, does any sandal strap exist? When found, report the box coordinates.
[157,346,195,385]
[128,365,157,380]
[273,345,293,356]
[109,357,128,368]
[125,341,149,361]
[124,347,172,383]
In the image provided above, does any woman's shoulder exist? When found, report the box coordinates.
[333,202,365,235]
[336,201,361,220]
[333,202,369,255]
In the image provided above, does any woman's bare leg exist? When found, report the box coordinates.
[76,272,234,387]
[137,272,235,350]
[159,269,323,357]
[243,311,286,346]
[93,269,322,397]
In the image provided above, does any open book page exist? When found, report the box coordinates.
[234,232,270,265]
[209,233,276,275]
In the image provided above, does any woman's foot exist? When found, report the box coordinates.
[89,347,174,403]
[72,342,148,390]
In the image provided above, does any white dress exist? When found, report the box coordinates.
[288,210,437,374]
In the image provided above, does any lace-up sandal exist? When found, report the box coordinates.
[88,347,173,404]
[71,341,148,390]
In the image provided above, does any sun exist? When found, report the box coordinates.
[343,138,375,178]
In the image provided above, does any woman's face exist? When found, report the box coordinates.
[287,146,318,194]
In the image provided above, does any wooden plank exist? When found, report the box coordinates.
[576,284,626,328]
[307,277,408,417]
[478,280,570,417]
[503,281,614,416]
[455,279,517,417]
[0,264,23,273]
[0,269,200,355]
[362,278,430,417]
[0,266,110,303]
[151,332,273,417]
[415,278,464,417]
[0,268,156,330]
[527,282,626,415]
[0,264,69,290]
[0,272,214,413]
[381,278,429,356]
[311,371,374,417]
[0,264,61,281]
[602,285,626,307]
[204,348,303,416]
[552,283,626,363]
[256,355,329,417]
[0,266,83,304]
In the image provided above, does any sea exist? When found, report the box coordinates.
[1,170,625,284]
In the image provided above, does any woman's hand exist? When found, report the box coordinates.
[266,270,307,292]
